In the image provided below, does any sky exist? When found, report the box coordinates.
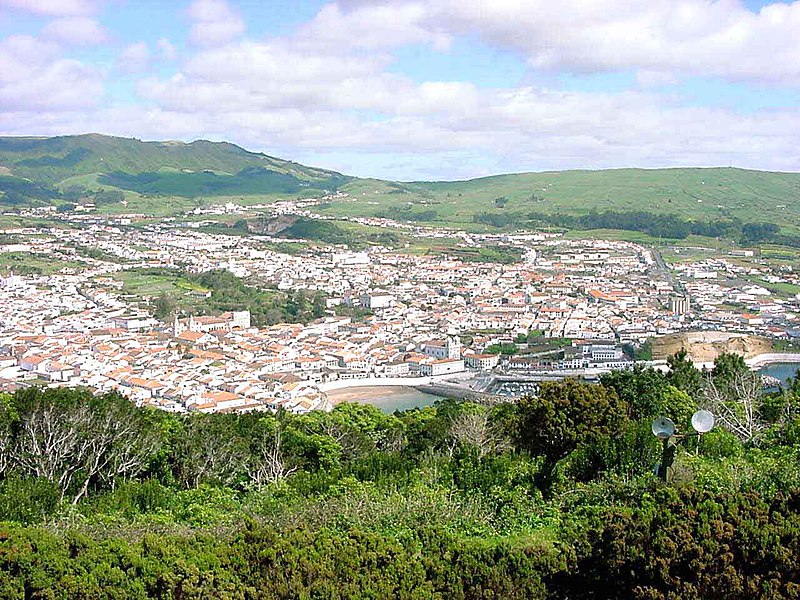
[0,0,799,180]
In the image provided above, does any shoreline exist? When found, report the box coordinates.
[326,385,439,406]
[322,354,800,406]
[746,353,800,368]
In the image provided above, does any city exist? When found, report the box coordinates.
[3,197,799,414]
[2,0,800,593]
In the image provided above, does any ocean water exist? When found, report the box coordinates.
[758,362,800,386]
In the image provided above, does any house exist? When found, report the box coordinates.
[175,330,216,346]
[172,311,251,336]
[19,355,48,373]
[382,360,411,377]
[464,353,500,371]
[419,358,465,377]
[740,313,764,326]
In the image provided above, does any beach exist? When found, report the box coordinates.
[327,385,441,413]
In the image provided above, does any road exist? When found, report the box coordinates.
[651,246,685,296]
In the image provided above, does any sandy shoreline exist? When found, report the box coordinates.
[326,385,425,404]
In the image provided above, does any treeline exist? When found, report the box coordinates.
[474,209,796,246]
[278,217,401,248]
[0,176,126,209]
[0,175,60,206]
[0,352,799,598]
[149,268,328,326]
[191,269,327,326]
[98,168,348,198]
[376,205,439,222]
[442,245,523,264]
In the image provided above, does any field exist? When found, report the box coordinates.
[325,167,800,232]
[112,269,207,303]
[0,251,86,275]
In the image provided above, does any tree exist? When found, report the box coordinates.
[0,392,14,476]
[486,343,518,355]
[602,366,695,424]
[711,352,749,389]
[6,388,162,502]
[703,369,767,445]
[79,395,163,500]
[449,404,508,459]
[666,348,703,399]
[62,184,86,202]
[153,292,176,320]
[171,414,247,488]
[700,352,777,445]
[94,189,125,205]
[247,418,297,487]
[514,379,627,489]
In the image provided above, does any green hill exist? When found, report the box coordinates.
[324,168,800,232]
[1,135,799,235]
[0,134,349,205]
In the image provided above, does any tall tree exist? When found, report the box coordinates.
[514,379,627,490]
[666,348,703,399]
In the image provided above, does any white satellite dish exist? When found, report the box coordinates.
[691,410,715,434]
[651,416,675,440]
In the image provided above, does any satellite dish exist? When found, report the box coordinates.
[691,410,715,434]
[651,416,675,440]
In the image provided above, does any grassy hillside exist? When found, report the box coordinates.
[329,168,800,231]
[1,134,799,232]
[0,134,349,204]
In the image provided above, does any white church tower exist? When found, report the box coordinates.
[445,336,461,359]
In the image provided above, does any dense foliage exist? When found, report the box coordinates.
[191,269,327,326]
[0,175,61,206]
[376,206,439,222]
[147,268,327,326]
[473,209,799,246]
[99,167,347,198]
[0,354,799,598]
[279,217,401,248]
[441,244,523,264]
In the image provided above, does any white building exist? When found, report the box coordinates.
[172,310,251,336]
[464,353,500,371]
[360,293,395,310]
[423,336,461,360]
[420,358,465,376]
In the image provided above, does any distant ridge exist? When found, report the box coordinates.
[0,134,799,229]
[0,133,343,184]
[0,134,350,206]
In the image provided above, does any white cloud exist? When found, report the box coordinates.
[138,39,482,118]
[42,16,108,46]
[294,2,451,51]
[117,42,150,73]
[157,37,177,61]
[0,35,104,110]
[1,0,800,179]
[334,0,800,85]
[0,0,97,17]
[4,74,800,178]
[129,29,800,176]
[187,0,245,47]
[138,40,393,113]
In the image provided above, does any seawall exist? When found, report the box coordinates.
[745,353,800,368]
